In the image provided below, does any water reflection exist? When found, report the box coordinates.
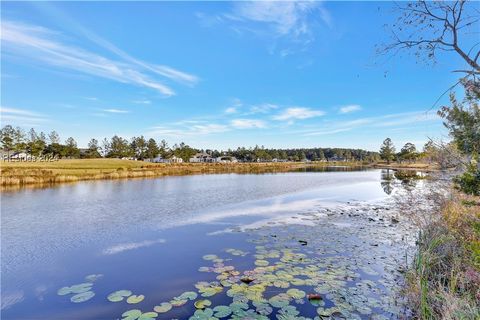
[1,169,412,319]
[380,169,427,194]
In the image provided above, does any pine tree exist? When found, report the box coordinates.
[379,138,396,164]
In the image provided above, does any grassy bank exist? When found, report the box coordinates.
[0,159,364,189]
[405,192,480,319]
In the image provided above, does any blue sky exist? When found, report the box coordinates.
[0,1,470,151]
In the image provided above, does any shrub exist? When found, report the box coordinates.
[454,164,480,196]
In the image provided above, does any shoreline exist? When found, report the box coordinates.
[0,159,436,190]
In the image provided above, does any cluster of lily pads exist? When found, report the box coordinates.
[56,201,413,319]
[57,274,103,303]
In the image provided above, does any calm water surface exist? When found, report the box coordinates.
[1,169,412,319]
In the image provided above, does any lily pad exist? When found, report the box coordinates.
[70,291,95,303]
[194,299,212,309]
[254,259,269,267]
[107,290,132,302]
[202,254,218,261]
[213,305,232,318]
[57,287,73,296]
[84,274,103,282]
[189,308,216,320]
[122,309,142,320]
[170,298,188,307]
[178,291,198,301]
[307,293,323,306]
[127,295,145,304]
[138,312,158,320]
[286,288,305,299]
[154,302,172,313]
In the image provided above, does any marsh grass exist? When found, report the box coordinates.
[0,159,362,188]
[405,191,480,319]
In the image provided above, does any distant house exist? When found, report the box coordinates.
[216,156,237,163]
[121,157,137,161]
[189,152,216,163]
[8,151,34,161]
[145,155,183,163]
[170,156,183,163]
[328,155,346,162]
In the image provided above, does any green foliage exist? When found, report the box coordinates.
[399,142,418,162]
[453,163,480,196]
[379,138,396,164]
[438,81,480,158]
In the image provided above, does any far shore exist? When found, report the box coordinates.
[0,159,437,190]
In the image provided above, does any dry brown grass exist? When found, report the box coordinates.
[405,192,480,319]
[0,159,362,189]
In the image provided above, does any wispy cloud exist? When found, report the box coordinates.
[132,99,151,105]
[148,123,230,138]
[273,107,325,121]
[0,106,48,124]
[201,1,332,56]
[102,108,129,114]
[339,104,362,114]
[249,103,278,114]
[102,239,166,255]
[303,111,439,136]
[84,97,98,101]
[224,98,243,114]
[231,119,267,129]
[229,1,326,38]
[1,20,198,96]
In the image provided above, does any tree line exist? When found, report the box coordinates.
[0,125,379,162]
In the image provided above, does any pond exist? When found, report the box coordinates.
[1,168,420,319]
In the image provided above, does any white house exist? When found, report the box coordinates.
[170,156,183,163]
[216,156,238,163]
[189,152,216,163]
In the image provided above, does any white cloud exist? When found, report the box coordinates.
[84,97,98,101]
[102,239,165,255]
[302,111,440,136]
[102,108,129,114]
[148,123,229,137]
[230,1,321,37]
[0,106,48,124]
[132,99,151,105]
[339,104,361,114]
[231,119,267,129]
[1,20,198,96]
[225,107,238,114]
[273,107,325,121]
[249,103,278,114]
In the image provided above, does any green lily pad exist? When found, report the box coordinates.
[194,299,212,309]
[202,254,218,261]
[254,260,269,267]
[84,274,103,282]
[170,298,188,307]
[269,294,290,308]
[138,312,158,320]
[189,308,216,320]
[122,309,142,320]
[213,305,231,318]
[70,291,95,303]
[57,286,72,296]
[107,290,132,302]
[154,302,172,313]
[307,294,323,306]
[286,288,305,299]
[70,283,93,294]
[178,291,198,301]
[127,295,145,304]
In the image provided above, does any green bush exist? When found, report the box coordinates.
[454,164,480,196]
